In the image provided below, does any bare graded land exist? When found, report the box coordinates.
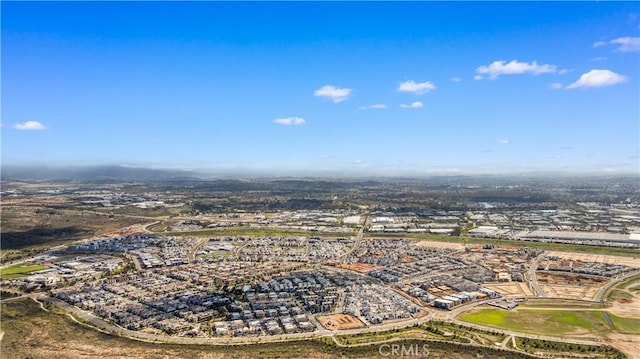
[545,251,640,268]
[317,314,366,331]
[604,276,640,319]
[413,240,465,250]
[536,272,608,299]
[484,282,534,297]
[332,262,380,273]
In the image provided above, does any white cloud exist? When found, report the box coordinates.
[473,75,484,80]
[566,69,628,89]
[400,101,424,109]
[450,77,462,82]
[497,139,510,144]
[475,60,557,79]
[397,80,436,94]
[611,37,640,52]
[273,117,306,125]
[594,37,640,53]
[313,85,352,103]
[358,104,387,110]
[354,160,364,164]
[590,56,607,62]
[549,82,563,89]
[13,121,46,130]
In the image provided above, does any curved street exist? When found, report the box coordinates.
[35,293,607,350]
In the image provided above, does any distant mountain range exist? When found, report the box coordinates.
[1,165,202,182]
[2,164,638,183]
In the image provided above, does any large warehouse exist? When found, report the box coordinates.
[518,230,640,248]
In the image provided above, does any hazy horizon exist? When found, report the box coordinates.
[2,2,639,175]
[2,163,639,181]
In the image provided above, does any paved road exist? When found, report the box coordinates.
[3,218,628,353]
[189,237,210,263]
[337,214,368,261]
[527,253,546,297]
[594,270,640,302]
[33,293,606,350]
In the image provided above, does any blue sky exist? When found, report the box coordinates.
[2,1,639,175]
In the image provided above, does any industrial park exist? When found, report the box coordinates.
[2,1,639,358]
[2,176,639,358]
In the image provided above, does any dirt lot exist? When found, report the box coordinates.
[606,333,640,359]
[536,271,609,299]
[545,251,640,268]
[317,314,366,331]
[399,255,417,263]
[333,262,379,273]
[413,241,464,250]
[484,283,534,297]
[413,240,465,250]
[536,271,608,286]
[539,284,599,300]
[607,278,640,318]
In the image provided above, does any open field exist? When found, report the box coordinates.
[165,227,355,238]
[523,298,604,309]
[537,271,609,286]
[606,290,634,302]
[458,302,640,356]
[0,264,48,279]
[536,270,606,299]
[458,305,612,337]
[616,274,640,289]
[545,251,640,268]
[332,262,379,273]
[375,233,640,258]
[334,321,623,359]
[1,298,541,359]
[317,314,366,331]
[512,337,626,359]
[1,203,144,251]
[484,282,534,297]
[413,240,465,250]
[539,284,600,300]
[603,275,640,318]
[608,313,640,335]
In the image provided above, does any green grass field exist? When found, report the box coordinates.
[608,313,640,335]
[615,274,640,290]
[522,298,604,309]
[0,263,48,279]
[605,289,634,302]
[458,306,611,337]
